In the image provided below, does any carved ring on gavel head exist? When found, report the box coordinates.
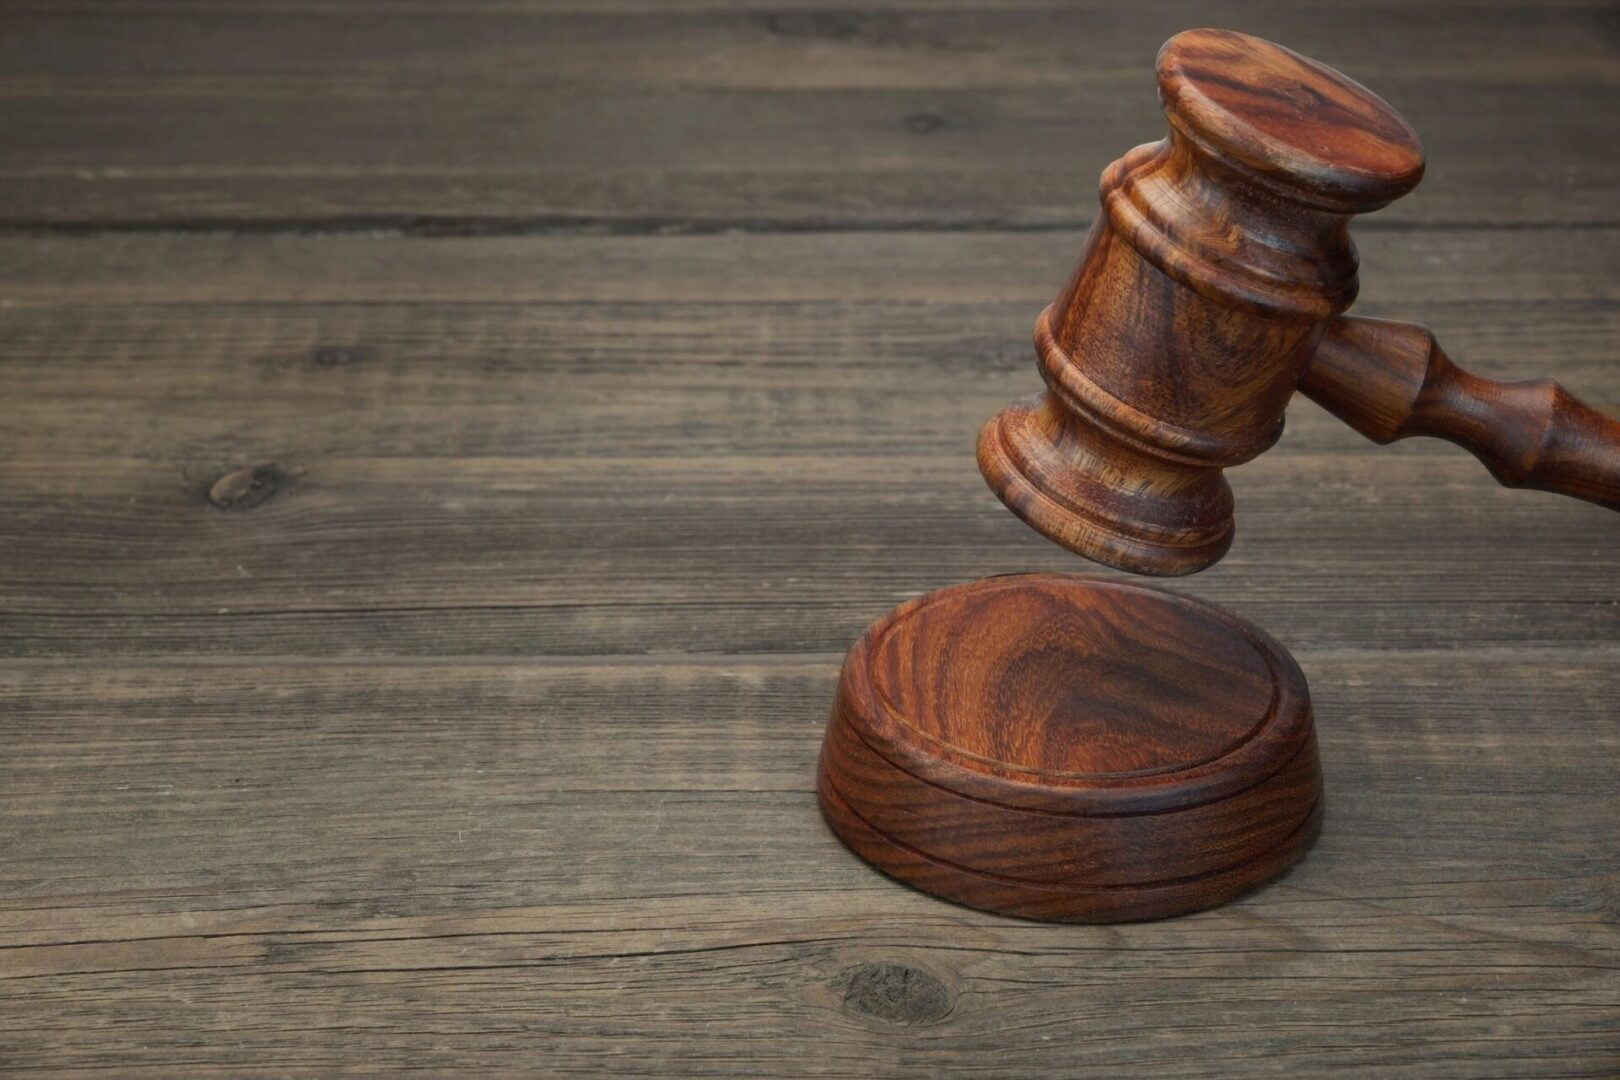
[978,28,1620,576]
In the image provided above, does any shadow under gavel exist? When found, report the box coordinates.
[979,27,1620,576]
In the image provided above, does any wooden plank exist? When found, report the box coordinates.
[1,656,1615,1076]
[0,230,1614,657]
[0,654,1613,1075]
[4,228,1617,305]
[8,0,1614,10]
[1,299,1615,460]
[1,3,1615,228]
[2,2,1616,1075]
[7,4,1613,90]
[0,450,1616,658]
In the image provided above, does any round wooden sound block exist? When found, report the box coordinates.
[818,574,1321,922]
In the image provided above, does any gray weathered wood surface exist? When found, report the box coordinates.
[1,2,1616,1075]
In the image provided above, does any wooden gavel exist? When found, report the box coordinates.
[979,28,1620,576]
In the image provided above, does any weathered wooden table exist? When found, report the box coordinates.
[2,3,1616,1075]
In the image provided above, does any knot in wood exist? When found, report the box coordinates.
[311,345,362,368]
[763,12,861,40]
[902,112,944,135]
[839,962,952,1024]
[208,465,287,511]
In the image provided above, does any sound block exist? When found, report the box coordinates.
[818,574,1321,922]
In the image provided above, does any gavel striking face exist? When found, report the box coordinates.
[979,29,1620,576]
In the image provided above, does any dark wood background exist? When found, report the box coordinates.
[2,1,1616,1075]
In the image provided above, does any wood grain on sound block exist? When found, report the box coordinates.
[818,574,1322,922]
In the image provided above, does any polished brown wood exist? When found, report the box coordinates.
[4,4,1618,1076]
[818,575,1322,922]
[980,28,1620,575]
[1307,316,1620,508]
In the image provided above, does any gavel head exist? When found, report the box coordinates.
[978,28,1425,574]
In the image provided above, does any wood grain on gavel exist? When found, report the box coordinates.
[979,28,1620,576]
[817,575,1321,923]
[1306,318,1620,508]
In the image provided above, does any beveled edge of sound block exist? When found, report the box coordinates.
[817,574,1322,923]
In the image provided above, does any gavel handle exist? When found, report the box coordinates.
[1301,316,1620,510]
